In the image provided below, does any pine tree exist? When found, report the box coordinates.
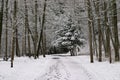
[53,16,85,56]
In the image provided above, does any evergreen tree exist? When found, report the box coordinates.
[53,16,85,56]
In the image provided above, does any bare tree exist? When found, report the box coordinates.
[103,1,112,63]
[37,0,47,58]
[0,0,4,55]
[86,0,94,63]
[11,0,18,68]
[4,0,9,61]
[112,0,119,61]
[24,0,31,57]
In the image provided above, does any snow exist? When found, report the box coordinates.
[71,36,75,40]
[62,37,68,40]
[0,54,120,80]
[61,41,71,45]
[0,56,56,80]
[65,32,72,36]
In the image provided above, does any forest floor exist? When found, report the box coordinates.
[0,53,120,80]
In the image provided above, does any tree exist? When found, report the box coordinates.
[24,0,31,57]
[96,0,102,62]
[112,0,119,61]
[103,1,112,63]
[86,0,94,63]
[37,0,47,58]
[11,0,18,68]
[33,0,38,59]
[4,0,9,61]
[53,16,85,56]
[15,10,20,57]
[0,0,4,55]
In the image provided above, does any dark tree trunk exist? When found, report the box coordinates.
[95,0,102,62]
[104,1,112,63]
[112,0,119,61]
[0,0,4,55]
[37,0,47,58]
[11,0,17,68]
[16,28,20,57]
[4,0,9,61]
[87,0,94,63]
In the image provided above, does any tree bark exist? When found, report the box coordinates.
[37,0,47,58]
[34,0,38,59]
[104,1,112,63]
[24,0,31,57]
[112,0,119,61]
[87,0,94,63]
[95,0,102,62]
[11,0,18,68]
[16,27,20,57]
[0,0,4,55]
[4,0,9,61]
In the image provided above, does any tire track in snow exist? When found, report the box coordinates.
[62,57,99,80]
[35,58,70,80]
[65,57,106,80]
[78,63,97,80]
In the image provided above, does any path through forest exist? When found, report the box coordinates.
[36,54,101,80]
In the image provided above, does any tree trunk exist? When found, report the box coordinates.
[28,31,31,57]
[112,0,119,61]
[0,0,4,55]
[11,0,18,68]
[42,33,46,57]
[87,0,94,63]
[16,27,20,57]
[24,0,31,57]
[4,0,9,61]
[37,0,47,58]
[95,0,102,62]
[24,22,27,55]
[104,1,112,63]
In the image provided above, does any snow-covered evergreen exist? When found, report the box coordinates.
[53,16,86,55]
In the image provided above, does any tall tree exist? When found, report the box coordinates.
[0,0,4,55]
[11,0,18,68]
[37,0,47,58]
[96,0,102,62]
[103,1,112,63]
[24,0,31,57]
[4,0,9,61]
[112,0,119,61]
[33,0,38,59]
[86,0,94,63]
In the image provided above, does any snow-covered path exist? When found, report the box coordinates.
[36,55,120,80]
[36,57,70,80]
[1,54,120,80]
[36,55,97,80]
[60,57,95,80]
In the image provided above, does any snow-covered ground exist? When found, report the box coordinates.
[0,54,120,80]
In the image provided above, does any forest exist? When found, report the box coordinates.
[0,0,120,80]
[0,0,120,67]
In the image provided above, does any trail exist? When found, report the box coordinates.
[36,55,97,80]
[35,57,70,80]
